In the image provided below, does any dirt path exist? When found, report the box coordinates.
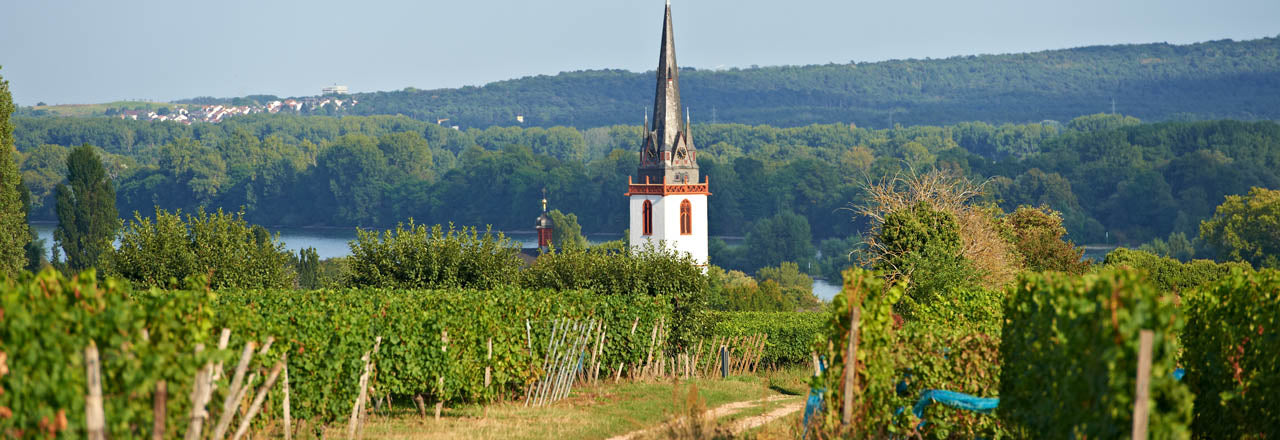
[605,395,798,440]
[724,400,804,435]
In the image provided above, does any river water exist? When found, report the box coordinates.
[33,224,845,301]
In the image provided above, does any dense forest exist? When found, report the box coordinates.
[19,38,1278,128]
[13,113,1280,263]
[319,37,1276,127]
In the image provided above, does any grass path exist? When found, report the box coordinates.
[323,368,811,439]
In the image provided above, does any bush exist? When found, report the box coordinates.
[1182,269,1280,438]
[345,221,522,290]
[519,243,707,349]
[998,268,1192,438]
[1003,205,1089,274]
[106,208,295,289]
[1103,247,1249,292]
[707,311,823,366]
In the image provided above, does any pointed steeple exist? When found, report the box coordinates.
[652,2,681,149]
[639,1,698,184]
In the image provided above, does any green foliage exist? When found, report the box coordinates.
[894,324,1005,439]
[755,262,819,310]
[519,243,707,348]
[546,209,587,251]
[811,268,907,438]
[1199,187,1280,268]
[1004,205,1089,274]
[12,112,1280,249]
[0,69,27,276]
[998,268,1192,438]
[705,266,793,312]
[292,246,320,289]
[706,266,793,314]
[1182,268,1280,439]
[0,269,217,439]
[335,38,1280,128]
[53,144,117,271]
[707,311,823,366]
[817,234,862,283]
[736,211,815,274]
[875,201,987,325]
[105,208,296,289]
[345,221,522,290]
[17,176,45,272]
[1102,247,1249,293]
[214,286,671,423]
[1138,231,1196,262]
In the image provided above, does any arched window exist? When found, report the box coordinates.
[642,200,653,236]
[680,199,692,235]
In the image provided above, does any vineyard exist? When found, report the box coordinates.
[807,266,1279,439]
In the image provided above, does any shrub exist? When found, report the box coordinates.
[1103,247,1248,292]
[520,243,707,349]
[345,221,522,290]
[707,311,824,366]
[106,208,295,289]
[998,268,1192,438]
[1003,205,1089,274]
[1182,269,1280,438]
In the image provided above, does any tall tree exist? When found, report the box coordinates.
[547,209,587,251]
[0,68,29,275]
[54,144,118,271]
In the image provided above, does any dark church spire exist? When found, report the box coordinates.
[639,1,698,184]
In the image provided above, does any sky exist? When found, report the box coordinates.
[2,0,1277,105]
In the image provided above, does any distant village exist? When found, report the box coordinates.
[115,86,357,125]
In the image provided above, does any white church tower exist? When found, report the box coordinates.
[627,1,709,266]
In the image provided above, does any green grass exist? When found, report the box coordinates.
[306,371,810,440]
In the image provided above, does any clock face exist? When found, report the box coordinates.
[646,145,658,160]
[675,147,687,160]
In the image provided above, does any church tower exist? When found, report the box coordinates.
[627,1,709,266]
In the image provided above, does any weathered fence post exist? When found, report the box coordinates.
[1132,330,1154,440]
[283,355,292,440]
[85,341,106,440]
[214,341,258,440]
[231,359,285,440]
[720,346,729,378]
[842,306,862,428]
[153,380,167,440]
[185,343,211,440]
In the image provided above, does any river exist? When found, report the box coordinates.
[33,224,845,301]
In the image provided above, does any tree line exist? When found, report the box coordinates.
[312,37,1280,128]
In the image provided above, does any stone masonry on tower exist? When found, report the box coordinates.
[626,1,710,266]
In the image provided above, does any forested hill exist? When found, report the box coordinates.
[347,37,1280,128]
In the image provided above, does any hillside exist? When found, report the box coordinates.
[347,37,1280,128]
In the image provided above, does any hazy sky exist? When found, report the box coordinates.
[2,0,1277,105]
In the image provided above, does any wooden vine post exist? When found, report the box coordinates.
[283,355,293,440]
[1132,330,1154,440]
[213,341,258,440]
[348,336,383,438]
[84,341,106,440]
[231,358,286,440]
[842,306,862,428]
[153,380,167,440]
